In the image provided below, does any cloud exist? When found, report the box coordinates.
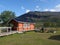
[55,4,60,8]
[49,9,56,12]
[35,5,40,11]
[55,4,60,11]
[44,9,49,11]
[21,6,25,10]
[44,9,56,12]
[26,9,30,13]
[21,6,31,13]
[36,6,40,8]
[44,4,60,12]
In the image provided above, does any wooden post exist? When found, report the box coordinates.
[7,27,8,32]
[0,27,1,34]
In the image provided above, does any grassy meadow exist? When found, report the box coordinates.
[0,31,60,45]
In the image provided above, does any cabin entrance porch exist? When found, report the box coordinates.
[0,27,17,36]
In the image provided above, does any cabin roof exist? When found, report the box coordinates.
[13,15,34,23]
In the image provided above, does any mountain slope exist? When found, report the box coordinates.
[17,11,60,23]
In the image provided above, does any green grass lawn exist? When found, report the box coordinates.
[0,31,60,45]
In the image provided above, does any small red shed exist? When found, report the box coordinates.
[9,16,35,33]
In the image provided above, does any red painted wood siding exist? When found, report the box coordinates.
[18,23,35,31]
[10,20,35,32]
[18,23,23,31]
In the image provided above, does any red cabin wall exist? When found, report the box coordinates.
[18,23,35,32]
[18,23,23,32]
[10,20,35,32]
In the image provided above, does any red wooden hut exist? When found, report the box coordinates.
[9,16,35,33]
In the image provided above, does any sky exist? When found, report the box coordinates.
[0,0,60,16]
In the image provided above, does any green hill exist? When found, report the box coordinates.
[18,11,60,27]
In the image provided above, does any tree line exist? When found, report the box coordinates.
[0,10,16,26]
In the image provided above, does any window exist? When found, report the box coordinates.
[23,23,30,28]
[23,23,27,28]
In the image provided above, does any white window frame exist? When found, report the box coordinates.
[23,23,30,28]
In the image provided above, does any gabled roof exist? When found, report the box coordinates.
[13,14,34,23]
